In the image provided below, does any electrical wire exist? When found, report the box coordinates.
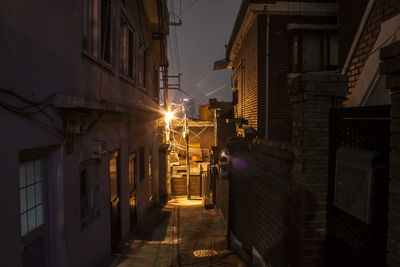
[368,26,400,57]
[182,0,200,14]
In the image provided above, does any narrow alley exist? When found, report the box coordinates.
[110,198,246,267]
[2,0,400,267]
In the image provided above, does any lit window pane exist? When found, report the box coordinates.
[35,183,42,204]
[20,164,26,188]
[34,160,42,182]
[20,189,27,213]
[21,213,27,236]
[26,161,35,185]
[27,209,36,232]
[36,204,43,226]
[27,185,35,209]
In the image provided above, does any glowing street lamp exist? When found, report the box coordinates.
[164,109,175,144]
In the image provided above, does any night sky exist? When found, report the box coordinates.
[167,0,242,108]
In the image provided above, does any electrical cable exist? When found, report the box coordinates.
[182,0,200,14]
[368,26,400,57]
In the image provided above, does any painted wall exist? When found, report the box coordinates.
[0,0,166,266]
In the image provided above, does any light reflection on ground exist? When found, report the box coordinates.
[168,196,202,206]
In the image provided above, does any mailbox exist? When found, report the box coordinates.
[334,147,380,224]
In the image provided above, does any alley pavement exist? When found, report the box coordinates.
[109,197,246,267]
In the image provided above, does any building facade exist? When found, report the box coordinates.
[340,0,400,106]
[214,0,400,266]
[215,0,337,141]
[0,0,168,266]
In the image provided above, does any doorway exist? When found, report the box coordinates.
[109,150,121,250]
[128,153,137,230]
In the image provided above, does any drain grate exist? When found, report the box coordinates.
[193,249,219,257]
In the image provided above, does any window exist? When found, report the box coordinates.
[100,0,112,63]
[153,66,159,100]
[80,159,101,229]
[109,152,119,201]
[291,32,338,73]
[139,147,145,181]
[82,0,113,64]
[128,154,136,195]
[20,160,44,236]
[138,45,147,90]
[148,155,152,178]
[120,18,136,80]
[148,155,152,201]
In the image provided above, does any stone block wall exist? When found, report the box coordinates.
[380,40,400,266]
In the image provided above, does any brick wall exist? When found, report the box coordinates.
[337,0,369,68]
[232,18,259,131]
[228,140,294,266]
[227,72,347,267]
[344,0,400,96]
[267,14,335,142]
[232,13,335,142]
[289,73,347,266]
[380,41,400,266]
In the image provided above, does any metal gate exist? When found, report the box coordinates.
[327,105,391,266]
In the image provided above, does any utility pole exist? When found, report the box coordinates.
[184,105,190,200]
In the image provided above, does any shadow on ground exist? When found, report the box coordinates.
[109,198,246,267]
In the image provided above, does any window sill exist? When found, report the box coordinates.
[82,51,114,75]
[120,75,136,87]
[138,87,148,94]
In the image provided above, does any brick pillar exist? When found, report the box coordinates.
[380,41,400,266]
[288,73,347,266]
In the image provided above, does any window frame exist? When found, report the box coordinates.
[138,44,148,92]
[153,66,160,101]
[128,153,136,196]
[120,15,137,83]
[79,159,101,230]
[290,30,338,73]
[139,147,145,181]
[148,154,152,201]
[19,159,46,242]
[81,0,114,70]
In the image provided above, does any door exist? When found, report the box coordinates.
[20,159,49,267]
[109,151,121,250]
[128,154,137,230]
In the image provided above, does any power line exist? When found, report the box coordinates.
[182,0,200,14]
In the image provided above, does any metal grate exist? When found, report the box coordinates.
[327,105,391,267]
